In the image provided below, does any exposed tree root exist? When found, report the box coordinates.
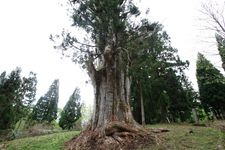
[65,122,156,150]
[151,128,170,133]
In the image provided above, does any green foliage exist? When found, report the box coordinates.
[52,0,161,128]
[216,35,225,70]
[195,107,209,122]
[59,88,82,130]
[130,24,196,123]
[0,68,37,130]
[196,53,225,119]
[31,80,59,123]
[52,0,152,70]
[70,0,140,45]
[53,0,196,125]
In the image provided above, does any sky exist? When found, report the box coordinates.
[0,0,223,108]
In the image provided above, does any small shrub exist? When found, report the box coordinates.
[27,122,60,136]
[0,129,15,142]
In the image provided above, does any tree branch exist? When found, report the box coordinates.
[74,40,97,48]
[85,57,96,84]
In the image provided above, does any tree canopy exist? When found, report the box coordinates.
[129,24,195,123]
[52,0,161,149]
[59,87,82,130]
[0,68,37,130]
[31,79,59,123]
[196,53,225,119]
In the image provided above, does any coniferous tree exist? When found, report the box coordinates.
[130,24,194,123]
[52,0,158,148]
[198,2,225,119]
[0,68,37,130]
[196,53,225,119]
[59,88,81,130]
[164,70,194,122]
[31,79,59,123]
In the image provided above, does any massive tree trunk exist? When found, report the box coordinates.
[65,46,154,150]
[91,68,136,130]
[90,46,138,131]
[60,0,158,149]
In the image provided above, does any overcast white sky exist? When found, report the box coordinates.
[0,0,223,108]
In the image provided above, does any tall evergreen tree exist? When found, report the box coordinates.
[198,2,225,119]
[0,68,37,130]
[130,24,194,123]
[31,79,59,123]
[164,69,194,122]
[52,0,158,148]
[196,53,225,119]
[59,88,81,130]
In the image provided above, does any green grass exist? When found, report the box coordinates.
[2,131,80,150]
[2,123,225,150]
[147,123,225,150]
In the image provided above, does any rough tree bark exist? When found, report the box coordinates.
[59,0,157,149]
[87,47,134,131]
[65,46,154,150]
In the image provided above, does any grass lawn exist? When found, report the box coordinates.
[1,122,225,150]
[2,131,80,150]
[148,123,225,150]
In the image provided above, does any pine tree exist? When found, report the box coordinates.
[31,79,59,123]
[59,88,81,130]
[130,24,193,123]
[0,68,37,130]
[196,53,225,119]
